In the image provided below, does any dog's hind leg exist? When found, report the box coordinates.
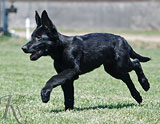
[61,80,74,111]
[114,53,150,91]
[103,64,142,104]
[120,73,142,104]
[131,59,150,91]
[117,58,150,91]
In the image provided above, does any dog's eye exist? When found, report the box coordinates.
[42,37,48,40]
[35,37,41,41]
[42,35,48,40]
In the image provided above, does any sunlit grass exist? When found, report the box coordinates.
[59,28,160,36]
[12,27,160,36]
[0,36,160,124]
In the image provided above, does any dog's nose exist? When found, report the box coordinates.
[21,45,28,53]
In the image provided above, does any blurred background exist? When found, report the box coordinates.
[0,0,160,40]
[0,1,160,123]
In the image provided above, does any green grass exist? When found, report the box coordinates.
[12,27,160,36]
[0,36,160,124]
[59,28,160,36]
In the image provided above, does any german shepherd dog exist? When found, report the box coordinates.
[22,10,150,110]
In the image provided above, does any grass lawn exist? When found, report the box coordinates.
[12,27,160,36]
[0,36,160,124]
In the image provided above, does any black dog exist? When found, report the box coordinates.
[22,10,150,110]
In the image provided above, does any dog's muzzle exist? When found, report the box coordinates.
[21,45,29,53]
[22,45,45,61]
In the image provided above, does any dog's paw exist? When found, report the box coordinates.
[136,95,142,104]
[41,89,51,103]
[140,77,150,92]
[131,91,142,104]
[65,106,74,111]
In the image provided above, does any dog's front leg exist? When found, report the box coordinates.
[61,80,74,110]
[41,68,79,103]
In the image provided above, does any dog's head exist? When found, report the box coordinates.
[21,10,58,61]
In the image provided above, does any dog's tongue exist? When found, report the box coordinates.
[30,50,44,61]
[30,53,37,60]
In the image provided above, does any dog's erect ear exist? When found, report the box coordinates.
[41,10,57,33]
[35,11,41,27]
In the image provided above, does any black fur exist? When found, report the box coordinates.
[22,10,150,111]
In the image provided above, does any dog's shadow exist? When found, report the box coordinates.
[50,103,142,113]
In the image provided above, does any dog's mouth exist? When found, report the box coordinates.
[30,50,44,61]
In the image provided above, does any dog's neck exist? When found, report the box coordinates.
[58,33,73,45]
[49,32,71,61]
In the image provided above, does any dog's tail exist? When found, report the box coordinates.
[130,48,151,62]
